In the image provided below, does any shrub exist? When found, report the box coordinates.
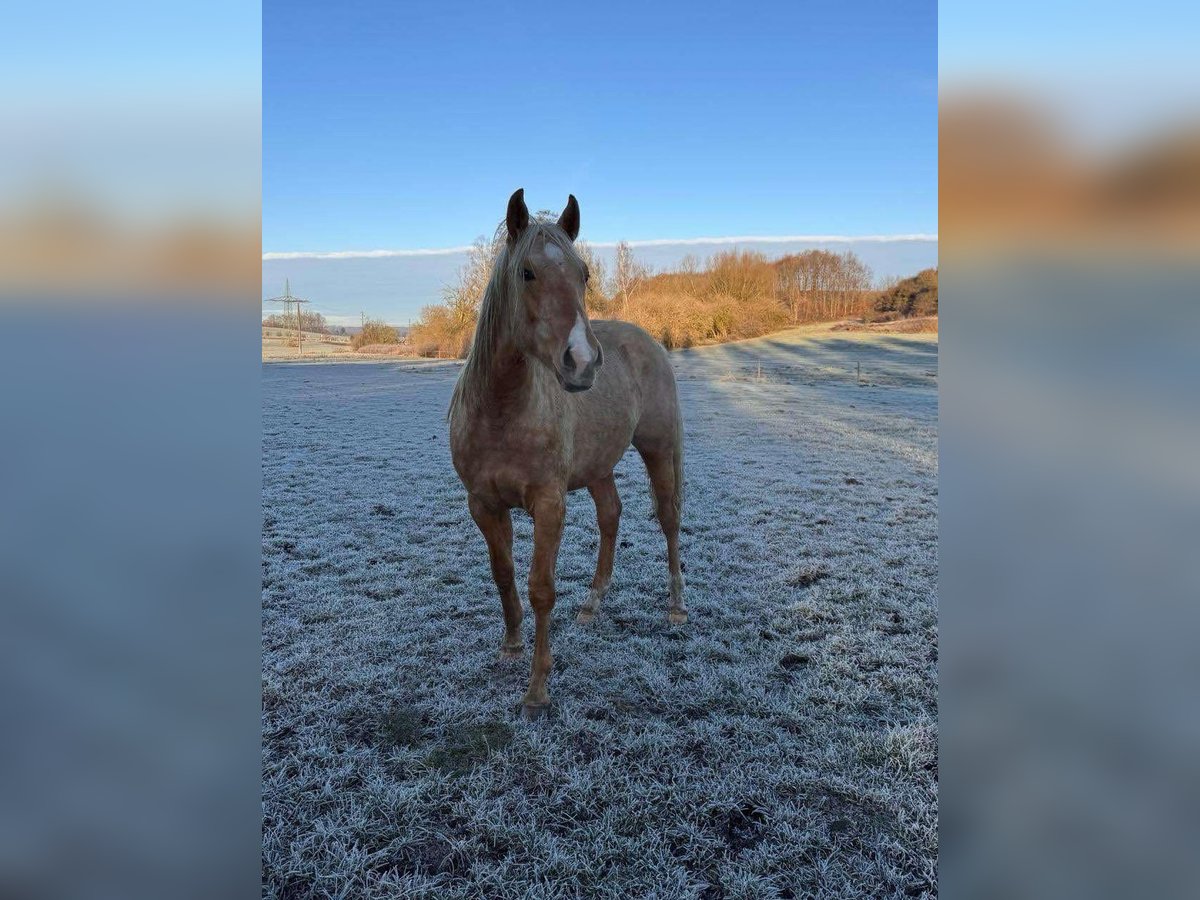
[871,269,938,320]
[351,319,399,349]
[409,304,471,358]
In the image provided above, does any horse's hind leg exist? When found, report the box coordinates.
[637,447,686,624]
[468,495,524,657]
[578,474,621,624]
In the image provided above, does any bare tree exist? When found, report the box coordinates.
[411,230,502,357]
[834,250,872,317]
[774,255,802,323]
[773,250,872,322]
[611,241,649,317]
[708,249,772,304]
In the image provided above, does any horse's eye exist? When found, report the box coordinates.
[583,268,590,283]
[522,268,535,281]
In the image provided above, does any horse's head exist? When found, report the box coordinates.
[505,189,603,393]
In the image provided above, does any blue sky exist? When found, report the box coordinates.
[265,0,937,254]
[4,1,260,101]
[940,1,1200,79]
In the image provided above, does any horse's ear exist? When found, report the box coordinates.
[557,194,580,241]
[506,188,529,243]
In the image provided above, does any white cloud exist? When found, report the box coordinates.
[593,233,938,248]
[262,246,475,261]
[262,234,938,261]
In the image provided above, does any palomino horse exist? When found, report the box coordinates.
[449,189,685,719]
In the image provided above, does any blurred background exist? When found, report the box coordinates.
[940,2,1200,898]
[1,3,261,899]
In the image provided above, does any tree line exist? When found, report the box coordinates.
[262,310,365,338]
[404,217,933,357]
[262,309,332,334]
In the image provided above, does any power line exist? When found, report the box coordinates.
[264,278,311,357]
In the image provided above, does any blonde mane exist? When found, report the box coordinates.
[450,218,584,418]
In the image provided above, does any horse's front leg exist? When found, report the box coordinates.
[521,490,565,719]
[468,495,523,657]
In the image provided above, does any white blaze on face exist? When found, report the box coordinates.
[567,314,592,368]
[543,243,565,265]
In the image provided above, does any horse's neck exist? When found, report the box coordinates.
[474,343,555,425]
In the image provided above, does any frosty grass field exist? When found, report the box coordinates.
[262,327,939,899]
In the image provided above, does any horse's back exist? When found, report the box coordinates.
[592,320,674,386]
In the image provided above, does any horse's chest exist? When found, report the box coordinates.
[451,419,569,502]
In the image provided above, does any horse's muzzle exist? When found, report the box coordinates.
[559,337,602,392]
[559,362,597,392]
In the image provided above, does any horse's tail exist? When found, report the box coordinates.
[672,406,684,515]
[651,403,684,520]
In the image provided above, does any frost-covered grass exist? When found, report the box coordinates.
[262,329,938,899]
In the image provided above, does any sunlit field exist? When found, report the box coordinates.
[262,326,938,898]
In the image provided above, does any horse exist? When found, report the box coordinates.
[449,189,686,720]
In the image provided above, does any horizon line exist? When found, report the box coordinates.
[263,233,939,261]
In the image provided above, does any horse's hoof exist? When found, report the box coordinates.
[499,643,524,659]
[519,702,551,722]
[576,607,595,625]
[668,609,688,625]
